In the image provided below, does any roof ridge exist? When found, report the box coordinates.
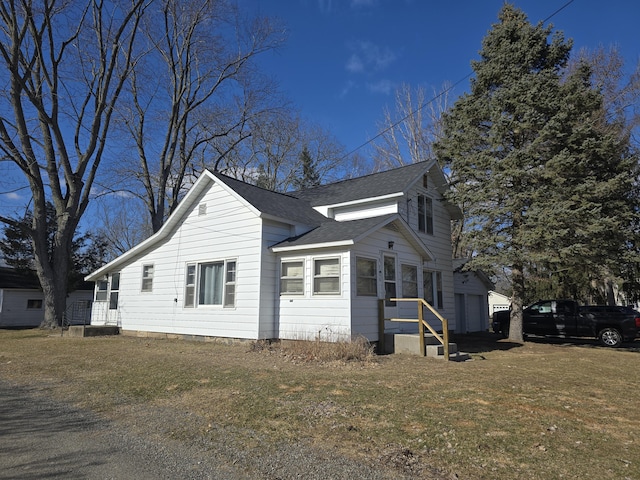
[209,170,303,199]
[290,160,432,194]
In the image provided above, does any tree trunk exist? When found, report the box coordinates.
[31,200,74,329]
[39,267,69,329]
[509,262,525,343]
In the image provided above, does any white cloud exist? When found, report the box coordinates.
[345,54,364,73]
[367,79,394,95]
[4,192,20,200]
[346,41,396,74]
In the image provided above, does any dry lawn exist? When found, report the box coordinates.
[0,328,639,479]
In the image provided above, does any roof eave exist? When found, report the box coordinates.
[86,171,218,281]
[271,240,355,252]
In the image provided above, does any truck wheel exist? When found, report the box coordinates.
[598,327,623,347]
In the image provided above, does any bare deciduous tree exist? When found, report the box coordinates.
[116,0,285,233]
[213,109,347,192]
[373,83,451,170]
[0,0,148,327]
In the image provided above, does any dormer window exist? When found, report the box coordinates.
[422,174,428,189]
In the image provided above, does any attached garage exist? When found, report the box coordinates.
[453,261,493,333]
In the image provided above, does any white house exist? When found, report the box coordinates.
[0,267,93,327]
[85,161,464,343]
[452,259,494,333]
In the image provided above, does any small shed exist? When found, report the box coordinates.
[0,267,93,327]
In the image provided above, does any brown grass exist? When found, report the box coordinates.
[1,328,639,479]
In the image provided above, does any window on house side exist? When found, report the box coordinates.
[141,264,154,292]
[27,299,43,309]
[109,273,120,310]
[401,264,418,298]
[224,261,236,307]
[95,279,108,301]
[198,262,224,305]
[184,264,196,307]
[313,258,340,295]
[184,260,236,307]
[417,195,434,235]
[356,257,377,296]
[280,260,304,295]
[423,270,443,309]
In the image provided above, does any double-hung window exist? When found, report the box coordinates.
[109,273,120,310]
[356,257,377,296]
[417,194,434,234]
[95,279,108,301]
[184,260,237,308]
[313,258,340,295]
[141,264,154,292]
[401,264,418,298]
[423,269,443,309]
[280,260,304,295]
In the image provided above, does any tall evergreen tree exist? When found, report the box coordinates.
[434,4,637,343]
[293,146,321,190]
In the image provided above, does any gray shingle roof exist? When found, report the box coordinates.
[290,161,431,206]
[0,267,40,289]
[271,215,395,249]
[213,173,327,226]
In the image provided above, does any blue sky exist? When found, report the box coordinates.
[241,0,640,155]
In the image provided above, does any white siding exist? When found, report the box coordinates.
[350,228,432,341]
[277,249,352,341]
[332,199,398,221]
[259,220,295,338]
[91,181,286,339]
[402,174,457,331]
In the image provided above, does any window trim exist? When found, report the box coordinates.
[141,264,154,292]
[224,260,236,307]
[95,279,108,302]
[383,255,397,307]
[184,259,237,308]
[109,272,120,310]
[423,269,443,309]
[417,194,434,235]
[401,264,418,298]
[184,264,196,308]
[356,256,377,297]
[280,259,305,296]
[313,257,341,295]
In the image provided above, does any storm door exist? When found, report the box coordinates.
[383,254,398,319]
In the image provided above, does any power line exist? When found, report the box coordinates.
[340,0,576,162]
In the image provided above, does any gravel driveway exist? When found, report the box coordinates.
[0,381,438,479]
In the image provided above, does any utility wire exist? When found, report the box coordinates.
[340,0,576,162]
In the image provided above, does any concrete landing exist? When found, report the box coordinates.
[384,333,470,361]
[67,326,119,337]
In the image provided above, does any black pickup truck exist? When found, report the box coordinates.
[492,300,640,347]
